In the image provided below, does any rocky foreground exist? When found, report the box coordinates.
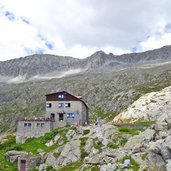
[2,118,171,171]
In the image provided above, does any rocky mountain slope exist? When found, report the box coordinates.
[1,45,171,132]
[113,86,171,124]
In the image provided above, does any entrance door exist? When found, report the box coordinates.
[59,113,64,121]
[50,113,55,122]
[20,160,26,171]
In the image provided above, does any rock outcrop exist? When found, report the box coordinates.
[46,139,81,169]
[113,86,171,123]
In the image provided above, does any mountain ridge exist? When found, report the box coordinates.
[1,45,171,80]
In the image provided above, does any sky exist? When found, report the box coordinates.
[1,0,171,61]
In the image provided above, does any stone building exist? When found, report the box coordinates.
[45,90,89,127]
[18,155,41,171]
[16,90,88,143]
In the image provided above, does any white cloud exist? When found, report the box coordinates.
[140,32,171,51]
[1,0,171,61]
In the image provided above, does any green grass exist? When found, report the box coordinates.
[46,165,55,171]
[90,107,117,122]
[93,140,104,151]
[120,155,140,171]
[9,126,73,154]
[0,126,76,170]
[91,166,100,171]
[80,137,89,159]
[118,127,142,136]
[107,142,118,149]
[81,165,92,171]
[0,135,18,171]
[141,153,148,161]
[56,161,82,171]
[132,121,155,126]
[119,138,128,146]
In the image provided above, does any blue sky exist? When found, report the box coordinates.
[1,0,171,61]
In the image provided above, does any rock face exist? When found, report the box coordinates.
[46,139,80,169]
[113,86,171,123]
[124,129,155,153]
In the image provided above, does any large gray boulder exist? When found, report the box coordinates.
[124,129,155,153]
[46,139,80,169]
[147,152,166,171]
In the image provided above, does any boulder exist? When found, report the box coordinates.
[66,129,76,141]
[147,152,166,171]
[154,122,168,132]
[89,124,118,140]
[165,135,171,150]
[85,153,106,165]
[89,147,99,158]
[100,163,116,171]
[166,159,171,171]
[118,159,131,169]
[46,139,80,169]
[123,159,131,168]
[160,145,171,161]
[45,140,54,147]
[54,135,60,143]
[84,139,93,153]
[39,163,48,171]
[124,129,155,153]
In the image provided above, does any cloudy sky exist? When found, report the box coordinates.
[1,0,171,61]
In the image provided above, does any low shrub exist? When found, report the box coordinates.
[83,129,90,135]
[53,152,61,159]
[119,138,127,146]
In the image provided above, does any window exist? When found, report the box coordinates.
[24,123,27,127]
[46,103,52,108]
[41,123,44,127]
[37,123,40,126]
[28,123,32,127]
[58,94,64,98]
[65,103,71,108]
[67,113,75,118]
[58,103,63,108]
